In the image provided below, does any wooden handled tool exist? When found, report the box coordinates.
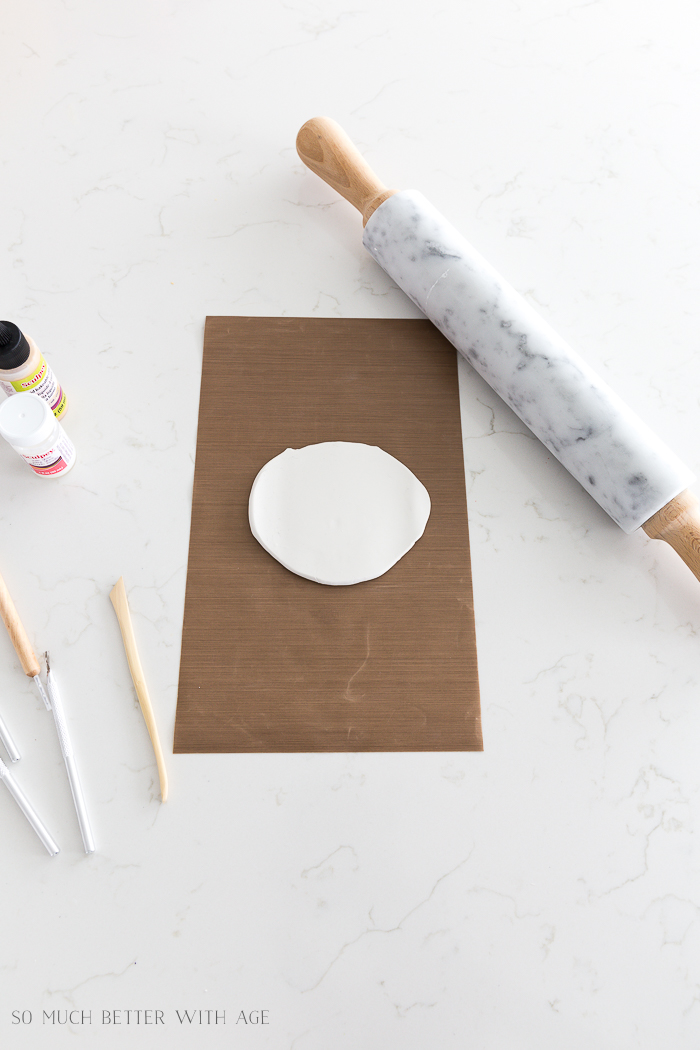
[110,577,168,802]
[0,571,41,678]
[297,117,700,583]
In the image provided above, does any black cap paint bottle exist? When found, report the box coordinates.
[0,321,67,419]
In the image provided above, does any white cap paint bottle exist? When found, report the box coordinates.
[0,321,68,419]
[0,393,76,477]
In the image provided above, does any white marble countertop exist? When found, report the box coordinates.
[3,1,700,1046]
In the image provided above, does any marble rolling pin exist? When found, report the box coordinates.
[296,117,700,582]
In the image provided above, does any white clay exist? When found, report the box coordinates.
[248,442,431,585]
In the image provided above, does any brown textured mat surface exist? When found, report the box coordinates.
[174,316,481,753]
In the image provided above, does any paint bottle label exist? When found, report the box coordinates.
[21,434,76,477]
[0,353,67,418]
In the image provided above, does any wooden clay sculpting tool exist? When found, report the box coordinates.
[296,118,700,583]
[109,577,168,802]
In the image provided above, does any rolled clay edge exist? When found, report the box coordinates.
[247,447,431,587]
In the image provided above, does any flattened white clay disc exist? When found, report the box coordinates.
[248,442,431,586]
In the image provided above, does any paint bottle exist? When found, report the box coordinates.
[0,393,76,478]
[0,321,67,419]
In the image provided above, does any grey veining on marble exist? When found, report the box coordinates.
[363,190,694,532]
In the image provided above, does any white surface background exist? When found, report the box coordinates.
[2,1,700,1046]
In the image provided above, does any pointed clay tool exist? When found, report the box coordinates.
[0,755,60,855]
[0,708,20,763]
[45,652,96,854]
[0,569,51,712]
[109,577,168,802]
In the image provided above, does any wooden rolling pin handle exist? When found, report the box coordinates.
[296,116,396,226]
[642,489,700,583]
[0,572,40,678]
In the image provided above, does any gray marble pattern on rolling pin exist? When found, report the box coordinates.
[363,190,694,533]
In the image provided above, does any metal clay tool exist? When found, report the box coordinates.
[45,652,95,854]
[0,709,20,763]
[296,117,700,584]
[0,755,59,855]
[109,577,168,802]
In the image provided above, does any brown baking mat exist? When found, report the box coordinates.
[174,316,481,753]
